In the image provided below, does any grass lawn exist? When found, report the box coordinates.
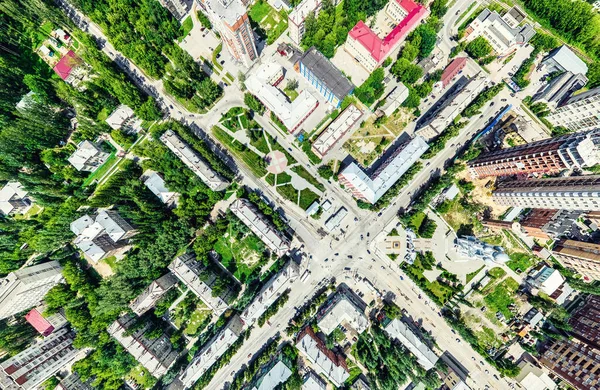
[249,0,288,44]
[82,151,118,187]
[178,16,193,41]
[96,107,111,122]
[102,256,118,272]
[409,211,426,231]
[481,234,503,246]
[483,277,519,319]
[466,266,485,284]
[300,138,322,165]
[291,166,325,191]
[250,132,270,154]
[213,223,265,280]
[285,88,299,101]
[474,326,503,349]
[299,188,320,210]
[276,183,299,204]
[276,172,292,185]
[488,267,506,279]
[212,126,267,177]
[128,366,157,389]
[14,204,43,220]
[212,44,223,73]
[427,281,455,302]
[249,0,272,21]
[184,306,212,336]
[506,252,536,273]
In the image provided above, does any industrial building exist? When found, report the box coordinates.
[344,0,429,72]
[245,62,319,134]
[108,314,180,378]
[68,140,110,172]
[0,261,63,320]
[299,47,354,108]
[547,87,600,133]
[338,136,429,203]
[467,129,600,178]
[230,198,291,257]
[492,175,600,210]
[160,129,230,191]
[312,104,362,158]
[197,0,258,67]
[541,45,589,77]
[463,7,535,57]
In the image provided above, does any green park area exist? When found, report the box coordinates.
[249,0,288,44]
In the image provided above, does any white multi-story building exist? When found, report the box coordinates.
[296,327,349,386]
[338,136,429,204]
[312,104,363,158]
[245,62,319,134]
[515,361,557,390]
[157,0,189,20]
[383,318,438,370]
[197,0,258,67]
[0,182,33,216]
[547,87,600,132]
[25,304,67,337]
[108,314,180,378]
[176,315,244,389]
[0,261,63,320]
[493,175,600,210]
[0,329,82,390]
[240,260,299,326]
[142,171,179,205]
[464,7,535,57]
[250,360,292,390]
[160,130,229,191]
[129,273,178,316]
[105,104,142,133]
[288,0,323,45]
[417,73,490,140]
[541,45,589,77]
[67,140,110,172]
[316,289,368,335]
[378,83,409,117]
[70,210,137,263]
[230,198,291,257]
[168,253,232,315]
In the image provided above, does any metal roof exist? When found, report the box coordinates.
[300,47,355,99]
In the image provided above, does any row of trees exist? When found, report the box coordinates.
[421,121,467,159]
[462,83,505,117]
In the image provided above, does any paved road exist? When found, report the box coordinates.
[56,3,517,389]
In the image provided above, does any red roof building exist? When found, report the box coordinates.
[345,0,429,71]
[25,306,67,337]
[441,57,467,87]
[52,50,82,80]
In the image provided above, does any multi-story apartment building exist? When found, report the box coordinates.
[464,7,535,57]
[0,329,82,390]
[417,73,490,140]
[440,57,468,88]
[492,175,600,210]
[67,140,110,172]
[344,0,429,72]
[569,295,600,345]
[298,47,354,108]
[245,62,319,134]
[129,273,178,316]
[25,304,67,337]
[532,71,588,107]
[197,0,258,67]
[384,318,439,370]
[296,326,350,386]
[0,261,63,320]
[540,337,600,390]
[312,104,363,158]
[316,286,368,335]
[70,210,138,263]
[338,136,429,203]
[230,198,291,257]
[547,87,600,133]
[108,314,180,378]
[552,239,600,282]
[468,129,600,178]
[160,130,229,191]
[168,253,234,315]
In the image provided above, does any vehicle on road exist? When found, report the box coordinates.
[367,249,371,254]
[399,276,403,280]
[456,338,461,342]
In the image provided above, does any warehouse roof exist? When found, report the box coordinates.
[300,47,354,99]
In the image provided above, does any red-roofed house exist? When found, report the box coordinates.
[441,57,468,87]
[52,51,89,89]
[344,0,429,72]
[25,305,67,337]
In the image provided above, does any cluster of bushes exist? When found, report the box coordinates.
[462,83,504,117]
[421,121,467,159]
[465,36,495,65]
[229,336,280,390]
[286,287,331,335]
[355,68,386,106]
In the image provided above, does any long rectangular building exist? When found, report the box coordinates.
[160,130,229,191]
[129,273,178,316]
[168,253,231,315]
[230,198,291,257]
[468,129,600,178]
[0,329,82,390]
[539,338,600,390]
[552,239,600,282]
[417,73,490,140]
[296,327,349,386]
[108,314,180,378]
[312,104,362,158]
[240,260,299,326]
[547,86,600,133]
[338,136,429,204]
[492,175,600,210]
[384,318,438,370]
[176,315,244,389]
